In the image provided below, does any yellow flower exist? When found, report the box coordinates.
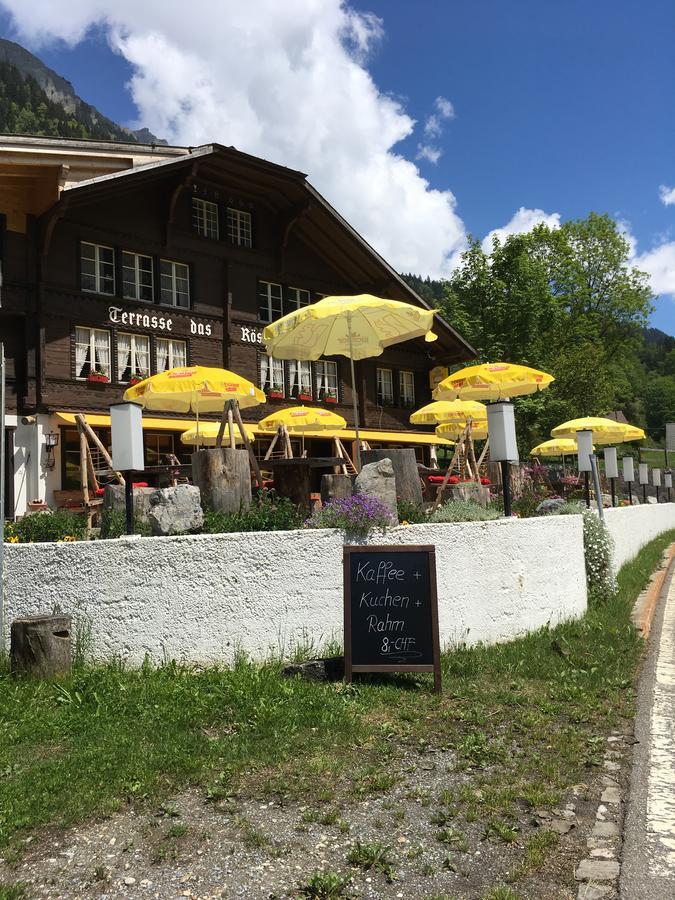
[400,520,410,526]
[62,535,77,542]
[7,535,19,543]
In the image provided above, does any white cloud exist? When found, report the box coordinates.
[434,96,455,120]
[423,115,441,138]
[481,207,561,252]
[416,144,442,164]
[0,0,467,277]
[659,185,675,206]
[632,241,675,296]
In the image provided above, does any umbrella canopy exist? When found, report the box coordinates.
[263,294,438,361]
[123,366,265,413]
[436,421,489,441]
[410,399,487,426]
[180,422,256,446]
[433,362,554,402]
[263,294,438,470]
[551,417,645,445]
[258,406,347,434]
[531,438,584,456]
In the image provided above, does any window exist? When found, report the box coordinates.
[117,333,151,383]
[258,281,283,323]
[227,207,252,247]
[376,367,394,405]
[192,198,219,239]
[260,354,285,394]
[288,360,312,397]
[74,326,111,379]
[315,360,338,399]
[287,287,311,311]
[156,337,187,371]
[399,370,416,408]
[81,242,115,294]
[160,259,190,308]
[122,252,154,302]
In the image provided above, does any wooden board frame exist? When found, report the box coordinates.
[343,544,441,693]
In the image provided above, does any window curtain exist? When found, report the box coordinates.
[315,362,325,395]
[272,357,284,390]
[75,327,90,377]
[117,333,131,381]
[172,340,187,369]
[94,331,110,374]
[289,360,299,394]
[260,354,269,388]
[135,337,150,374]
[158,339,171,371]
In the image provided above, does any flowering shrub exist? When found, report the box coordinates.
[430,500,501,523]
[203,491,304,534]
[4,510,87,543]
[307,493,396,536]
[396,498,427,524]
[554,501,615,604]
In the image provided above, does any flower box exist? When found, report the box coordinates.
[128,374,148,387]
[87,373,109,384]
[323,394,338,404]
[268,389,285,400]
[297,392,313,402]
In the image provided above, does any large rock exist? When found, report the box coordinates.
[354,457,397,515]
[147,484,204,536]
[361,448,423,505]
[103,484,155,523]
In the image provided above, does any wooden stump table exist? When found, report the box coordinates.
[10,614,72,680]
[270,457,344,512]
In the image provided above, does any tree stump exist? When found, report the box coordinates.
[10,615,72,680]
[361,448,423,505]
[320,473,353,505]
[191,448,252,513]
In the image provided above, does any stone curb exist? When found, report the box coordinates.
[631,543,675,638]
[574,732,628,900]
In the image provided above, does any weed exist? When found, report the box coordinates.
[0,886,27,900]
[166,823,188,839]
[297,870,352,898]
[484,820,519,844]
[482,887,520,900]
[320,809,339,826]
[421,862,437,876]
[430,809,456,827]
[436,826,469,852]
[92,865,108,882]
[346,841,395,880]
[509,831,558,880]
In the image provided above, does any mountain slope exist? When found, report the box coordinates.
[0,38,165,144]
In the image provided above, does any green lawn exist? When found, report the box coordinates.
[1,530,672,865]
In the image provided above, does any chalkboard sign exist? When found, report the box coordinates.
[343,545,441,692]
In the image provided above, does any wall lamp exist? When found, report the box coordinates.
[44,431,59,470]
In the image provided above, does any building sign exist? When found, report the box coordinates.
[343,545,441,692]
[240,326,264,344]
[108,306,213,336]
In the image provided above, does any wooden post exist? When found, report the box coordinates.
[430,424,469,513]
[227,403,236,449]
[11,615,72,680]
[215,403,228,449]
[75,414,125,485]
[263,428,281,461]
[232,401,264,488]
[79,428,89,506]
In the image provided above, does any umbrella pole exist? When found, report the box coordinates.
[347,315,361,472]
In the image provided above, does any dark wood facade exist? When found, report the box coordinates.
[2,143,474,448]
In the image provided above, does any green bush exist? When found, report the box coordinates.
[100,508,151,539]
[396,498,427,524]
[203,491,304,534]
[430,500,501,523]
[4,510,87,544]
[554,501,615,604]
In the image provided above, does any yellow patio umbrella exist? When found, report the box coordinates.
[410,399,487,425]
[551,417,644,445]
[180,422,256,447]
[436,421,489,441]
[263,294,438,469]
[531,438,582,456]
[433,362,554,401]
[124,366,265,413]
[258,406,347,433]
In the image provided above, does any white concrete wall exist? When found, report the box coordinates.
[604,503,675,574]
[7,414,64,517]
[3,516,587,665]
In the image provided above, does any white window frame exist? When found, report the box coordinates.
[117,332,151,383]
[192,198,219,239]
[81,241,115,295]
[226,207,252,247]
[289,360,312,397]
[160,259,190,308]
[376,367,394,405]
[74,326,111,380]
[399,370,416,408]
[156,337,187,371]
[314,360,338,399]
[258,281,283,323]
[122,251,154,302]
[287,287,311,311]
[260,354,285,395]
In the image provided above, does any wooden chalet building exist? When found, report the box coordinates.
[0,135,474,518]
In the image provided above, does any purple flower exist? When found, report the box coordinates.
[306,493,396,536]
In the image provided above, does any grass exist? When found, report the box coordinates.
[346,840,395,880]
[0,530,672,879]
[297,870,352,898]
[0,886,27,900]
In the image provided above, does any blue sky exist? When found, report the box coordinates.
[1,0,673,333]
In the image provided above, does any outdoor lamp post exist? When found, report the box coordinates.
[576,429,593,508]
[623,456,635,505]
[604,447,618,507]
[486,401,518,517]
[665,471,672,502]
[639,462,649,504]
[653,468,662,503]
[110,402,145,535]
